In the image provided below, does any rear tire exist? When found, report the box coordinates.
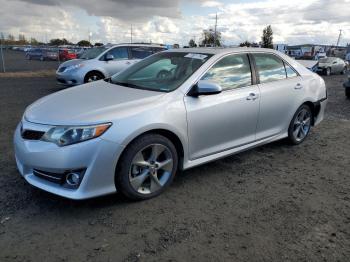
[287,104,312,145]
[115,134,178,200]
[346,88,350,99]
[340,67,346,75]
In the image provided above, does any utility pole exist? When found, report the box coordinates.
[0,32,5,73]
[88,29,92,44]
[130,24,133,44]
[336,29,342,46]
[214,13,218,47]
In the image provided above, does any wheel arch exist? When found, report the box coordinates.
[84,70,106,83]
[116,128,185,172]
[302,101,320,126]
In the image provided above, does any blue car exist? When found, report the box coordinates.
[26,48,58,61]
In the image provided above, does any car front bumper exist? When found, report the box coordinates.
[56,70,84,86]
[14,120,124,200]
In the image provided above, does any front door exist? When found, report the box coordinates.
[184,53,260,160]
[102,47,131,76]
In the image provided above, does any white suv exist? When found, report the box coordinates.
[56,44,166,86]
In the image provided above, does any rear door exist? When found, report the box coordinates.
[184,53,260,160]
[252,53,305,140]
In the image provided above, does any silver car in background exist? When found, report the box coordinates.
[56,44,166,86]
[15,48,327,200]
[317,57,347,76]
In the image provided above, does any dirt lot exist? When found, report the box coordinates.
[0,52,349,262]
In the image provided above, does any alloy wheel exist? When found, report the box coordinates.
[292,109,311,142]
[128,144,173,195]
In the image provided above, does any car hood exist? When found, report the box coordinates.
[25,80,166,125]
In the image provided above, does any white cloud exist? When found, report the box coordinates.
[201,1,223,8]
[0,0,349,46]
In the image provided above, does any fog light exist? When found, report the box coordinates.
[66,172,80,186]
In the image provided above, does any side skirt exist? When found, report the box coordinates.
[182,133,288,170]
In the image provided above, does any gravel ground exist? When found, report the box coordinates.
[0,55,349,261]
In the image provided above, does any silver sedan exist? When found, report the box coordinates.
[14,48,327,200]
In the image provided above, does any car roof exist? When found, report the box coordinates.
[107,44,165,48]
[166,47,282,55]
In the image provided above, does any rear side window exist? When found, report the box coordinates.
[106,47,129,60]
[285,63,298,78]
[130,47,153,59]
[153,47,167,53]
[253,53,286,83]
[201,54,252,90]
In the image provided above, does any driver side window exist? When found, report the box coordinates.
[106,47,129,60]
[201,54,252,90]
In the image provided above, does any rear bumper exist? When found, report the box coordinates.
[313,98,327,126]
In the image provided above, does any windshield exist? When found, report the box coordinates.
[110,52,213,92]
[319,57,334,63]
[80,47,107,60]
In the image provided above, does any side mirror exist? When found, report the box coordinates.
[105,54,114,61]
[333,61,337,64]
[188,80,222,97]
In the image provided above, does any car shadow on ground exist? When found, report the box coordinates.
[19,138,293,212]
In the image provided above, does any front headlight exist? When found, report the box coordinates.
[41,123,111,146]
[63,64,84,72]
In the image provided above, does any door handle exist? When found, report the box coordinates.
[294,83,303,89]
[246,93,259,101]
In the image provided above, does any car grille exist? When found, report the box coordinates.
[33,169,64,184]
[21,130,45,140]
[58,67,66,73]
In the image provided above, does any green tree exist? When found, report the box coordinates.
[261,25,273,49]
[189,39,197,47]
[77,40,92,47]
[49,38,72,46]
[94,42,103,47]
[30,38,38,45]
[201,29,221,47]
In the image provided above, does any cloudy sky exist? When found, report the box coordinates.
[1,0,350,46]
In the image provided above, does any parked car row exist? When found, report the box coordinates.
[24,47,89,62]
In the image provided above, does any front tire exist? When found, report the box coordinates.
[287,105,312,145]
[116,134,178,200]
[84,71,104,83]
